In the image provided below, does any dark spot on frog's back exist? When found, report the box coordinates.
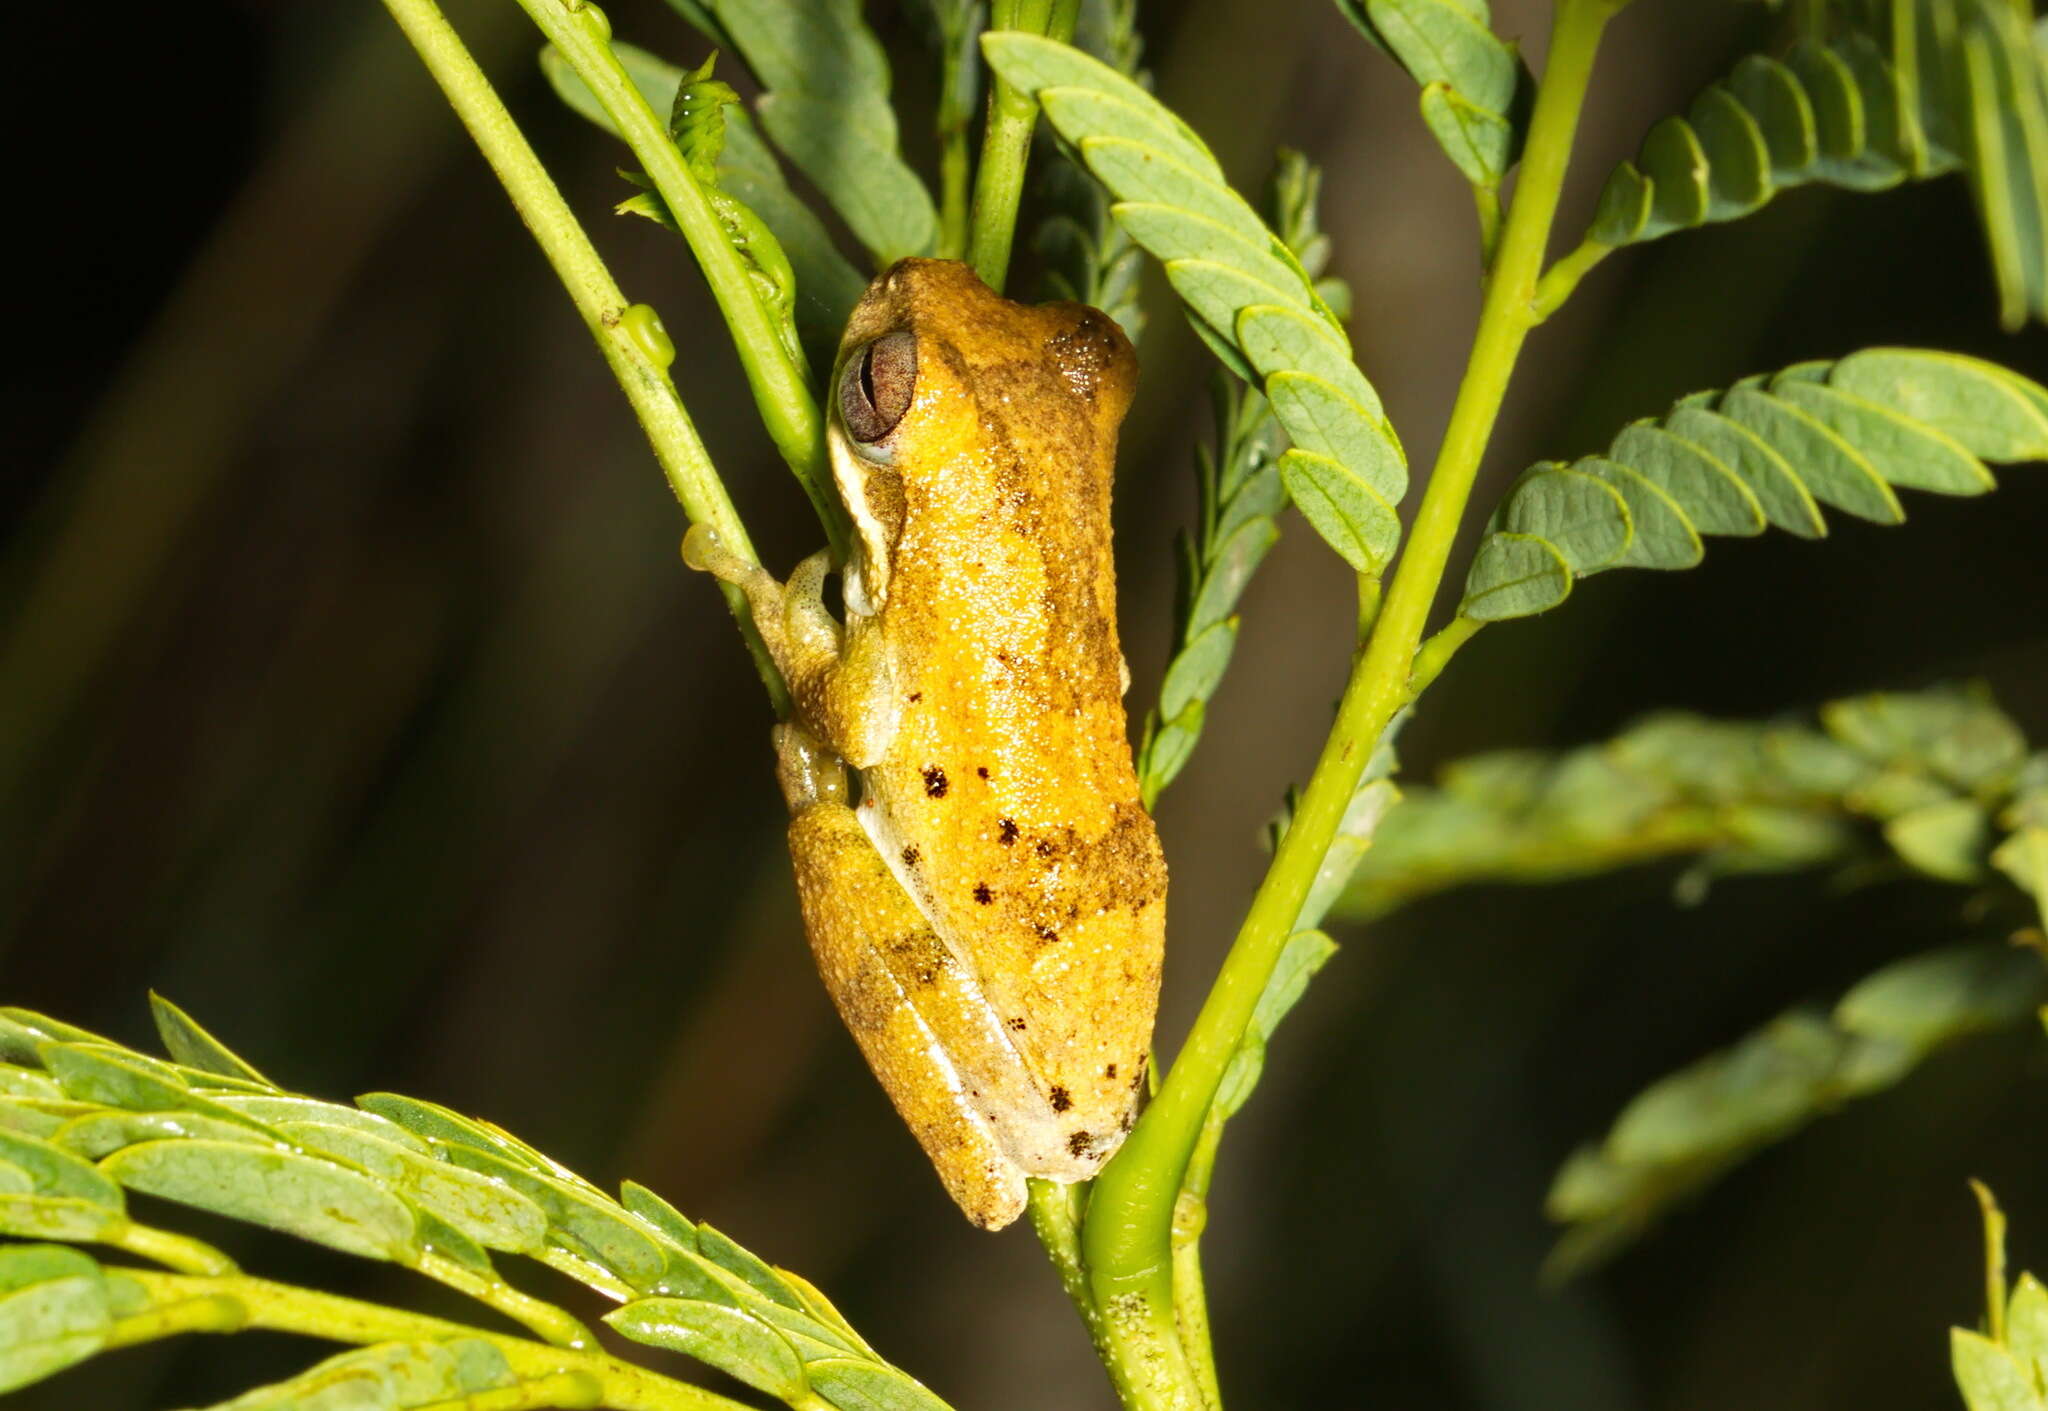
[998,818,1019,845]
[923,766,948,798]
[1067,1130,1093,1157]
[901,845,920,867]
[1049,1086,1073,1113]
[973,884,993,906]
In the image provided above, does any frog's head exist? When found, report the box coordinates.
[827,259,1137,615]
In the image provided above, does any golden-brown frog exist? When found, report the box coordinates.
[686,258,1165,1229]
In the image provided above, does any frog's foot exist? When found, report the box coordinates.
[772,723,849,815]
[682,522,764,586]
[683,527,843,676]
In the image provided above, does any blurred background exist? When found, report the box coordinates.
[5,1,2048,1407]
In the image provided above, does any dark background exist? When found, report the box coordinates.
[4,1,2047,1407]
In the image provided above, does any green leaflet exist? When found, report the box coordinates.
[1459,349,2047,622]
[103,1141,421,1263]
[984,34,1407,574]
[667,0,938,264]
[1954,1329,2048,1411]
[1332,0,1531,188]
[433,1142,668,1290]
[1955,1190,2048,1411]
[0,1245,109,1394]
[273,1122,549,1255]
[1136,155,1341,802]
[1338,685,2041,921]
[149,995,274,1088]
[355,1093,561,1175]
[805,1358,955,1411]
[0,1129,124,1212]
[1459,534,1572,621]
[194,1339,541,1411]
[608,1299,808,1400]
[540,42,865,372]
[1585,7,2048,328]
[1547,943,2047,1279]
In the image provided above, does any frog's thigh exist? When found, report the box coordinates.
[787,801,1027,1230]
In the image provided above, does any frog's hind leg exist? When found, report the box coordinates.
[783,747,1030,1230]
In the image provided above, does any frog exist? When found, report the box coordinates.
[683,258,1166,1229]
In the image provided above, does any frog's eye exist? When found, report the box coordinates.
[840,330,918,445]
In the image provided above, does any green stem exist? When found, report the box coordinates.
[1168,1152,1222,1409]
[1075,3,1616,1404]
[1030,1179,1103,1346]
[1408,614,1484,698]
[418,1249,596,1348]
[378,0,788,715]
[108,1220,236,1276]
[936,10,981,260]
[512,0,845,564]
[1474,185,1504,267]
[116,1270,750,1411]
[969,0,1080,290]
[1532,236,1613,320]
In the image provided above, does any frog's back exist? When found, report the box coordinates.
[842,260,1165,1177]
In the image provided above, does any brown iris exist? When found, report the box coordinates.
[840,329,917,444]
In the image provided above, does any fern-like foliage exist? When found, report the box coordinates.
[1460,348,2048,622]
[543,41,867,374]
[660,0,938,264]
[1547,942,2046,1279]
[1136,153,1353,804]
[983,34,1410,576]
[0,1000,949,1410]
[1322,687,2048,1279]
[1035,0,1149,340]
[1339,686,2047,920]
[1585,0,2048,329]
[1331,0,1533,194]
[1954,1186,2048,1411]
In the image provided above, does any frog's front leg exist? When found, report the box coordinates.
[774,726,1033,1230]
[683,525,896,768]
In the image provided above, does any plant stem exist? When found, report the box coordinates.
[1474,185,1504,267]
[1030,1179,1104,1346]
[936,8,982,260]
[1532,235,1613,320]
[378,0,788,714]
[969,0,1081,290]
[1169,1181,1222,1409]
[1074,4,1617,1404]
[512,0,846,564]
[1408,615,1484,698]
[109,1220,236,1276]
[117,1270,751,1411]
